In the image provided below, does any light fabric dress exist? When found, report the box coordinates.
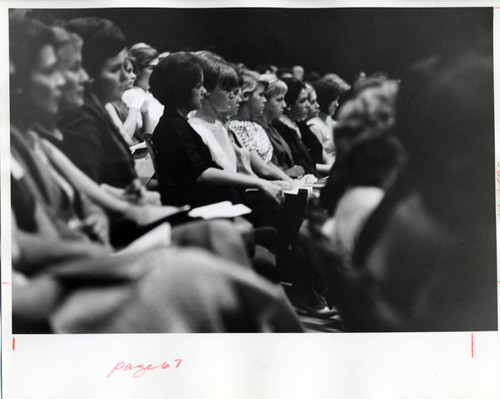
[307,116,336,165]
[189,117,238,172]
[228,120,274,164]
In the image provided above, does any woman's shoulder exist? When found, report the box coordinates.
[228,119,255,134]
[122,87,146,104]
[57,105,102,137]
[307,117,326,131]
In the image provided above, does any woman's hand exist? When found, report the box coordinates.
[285,165,305,178]
[258,180,284,205]
[82,213,110,245]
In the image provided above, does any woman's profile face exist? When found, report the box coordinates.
[187,75,207,111]
[57,41,89,108]
[207,85,240,114]
[94,48,128,104]
[247,82,267,118]
[307,88,320,119]
[29,44,65,118]
[138,57,158,89]
[224,87,242,118]
[124,59,136,90]
[327,98,340,117]
[264,92,286,122]
[289,88,309,121]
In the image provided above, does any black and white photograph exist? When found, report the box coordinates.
[1,2,499,398]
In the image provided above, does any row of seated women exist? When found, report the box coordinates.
[9,15,304,333]
[10,12,497,332]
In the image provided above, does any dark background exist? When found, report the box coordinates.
[27,7,492,82]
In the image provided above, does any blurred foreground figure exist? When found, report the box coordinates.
[333,51,497,331]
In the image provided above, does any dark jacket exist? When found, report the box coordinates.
[273,119,319,177]
[57,90,138,188]
[152,108,233,206]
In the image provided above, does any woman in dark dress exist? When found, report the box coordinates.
[272,77,321,178]
[150,52,283,208]
[56,17,158,204]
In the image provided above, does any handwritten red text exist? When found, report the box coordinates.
[107,359,183,378]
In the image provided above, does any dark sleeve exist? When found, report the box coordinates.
[57,109,104,182]
[174,120,220,177]
[154,116,220,181]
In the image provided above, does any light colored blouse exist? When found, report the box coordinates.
[188,117,238,173]
[307,116,337,164]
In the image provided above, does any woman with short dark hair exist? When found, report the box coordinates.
[56,17,147,195]
[150,52,283,209]
[307,78,345,166]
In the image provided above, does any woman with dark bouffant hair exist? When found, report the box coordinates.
[56,17,159,205]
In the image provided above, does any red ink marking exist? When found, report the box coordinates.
[107,359,182,378]
[12,338,15,351]
[107,361,125,378]
[2,282,9,284]
[471,333,474,358]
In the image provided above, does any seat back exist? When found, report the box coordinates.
[142,133,159,177]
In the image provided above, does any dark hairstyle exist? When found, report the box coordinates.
[305,71,321,83]
[64,17,127,78]
[281,77,306,108]
[149,52,202,109]
[194,51,238,92]
[256,64,275,74]
[129,44,158,74]
[10,16,55,91]
[312,78,344,113]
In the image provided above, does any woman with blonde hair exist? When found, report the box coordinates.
[253,74,305,178]
[227,68,292,181]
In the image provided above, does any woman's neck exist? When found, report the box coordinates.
[254,113,268,126]
[282,112,298,126]
[195,102,218,123]
[236,103,251,121]
[135,78,148,92]
[176,107,191,119]
[318,111,328,122]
